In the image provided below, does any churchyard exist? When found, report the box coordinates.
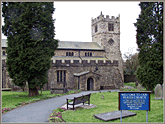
[2,82,164,123]
[48,82,163,123]
[57,91,163,123]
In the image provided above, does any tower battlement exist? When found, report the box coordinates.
[91,12,120,25]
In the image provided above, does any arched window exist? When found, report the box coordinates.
[95,25,98,33]
[66,52,68,56]
[90,53,92,56]
[108,23,114,31]
[69,52,71,56]
[88,52,90,56]
[72,52,74,56]
[85,53,87,56]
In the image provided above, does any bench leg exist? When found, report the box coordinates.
[67,103,68,110]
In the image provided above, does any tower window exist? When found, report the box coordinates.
[95,25,98,33]
[108,23,114,31]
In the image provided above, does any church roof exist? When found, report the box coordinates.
[1,39,104,51]
[58,41,104,50]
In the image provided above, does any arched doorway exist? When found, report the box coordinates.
[87,78,93,91]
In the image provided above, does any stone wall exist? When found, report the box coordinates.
[54,49,105,57]
[48,59,123,91]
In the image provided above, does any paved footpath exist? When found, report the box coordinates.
[2,89,119,123]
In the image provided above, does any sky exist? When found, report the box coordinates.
[2,1,141,60]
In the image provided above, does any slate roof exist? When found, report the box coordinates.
[58,41,104,50]
[1,39,104,51]
[74,71,90,76]
[74,71,102,76]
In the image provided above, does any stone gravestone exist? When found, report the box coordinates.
[135,81,138,88]
[155,84,162,100]
[24,82,29,93]
[119,87,124,91]
[94,110,137,121]
[137,83,142,91]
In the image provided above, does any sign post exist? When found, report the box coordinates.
[120,110,122,122]
[146,110,148,122]
[119,91,151,123]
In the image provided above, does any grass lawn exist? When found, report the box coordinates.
[2,90,80,113]
[61,91,163,123]
[124,82,136,88]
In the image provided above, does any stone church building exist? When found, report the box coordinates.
[2,12,124,91]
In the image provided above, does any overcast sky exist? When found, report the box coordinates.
[2,1,141,59]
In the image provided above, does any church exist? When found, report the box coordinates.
[2,12,124,91]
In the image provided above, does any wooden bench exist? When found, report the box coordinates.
[66,93,91,110]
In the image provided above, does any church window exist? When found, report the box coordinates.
[95,25,98,32]
[108,38,115,45]
[3,51,5,55]
[60,71,62,82]
[57,70,66,83]
[66,52,68,56]
[85,52,92,56]
[64,71,66,83]
[108,23,114,31]
[66,52,74,56]
[57,71,59,82]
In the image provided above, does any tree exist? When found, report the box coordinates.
[134,2,163,92]
[123,53,139,75]
[2,2,58,96]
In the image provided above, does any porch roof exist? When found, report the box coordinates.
[74,71,102,77]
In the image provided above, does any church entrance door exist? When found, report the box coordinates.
[87,78,93,91]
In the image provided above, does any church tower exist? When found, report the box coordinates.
[91,12,124,82]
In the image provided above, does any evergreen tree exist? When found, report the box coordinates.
[124,53,139,75]
[2,2,58,96]
[134,2,163,92]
